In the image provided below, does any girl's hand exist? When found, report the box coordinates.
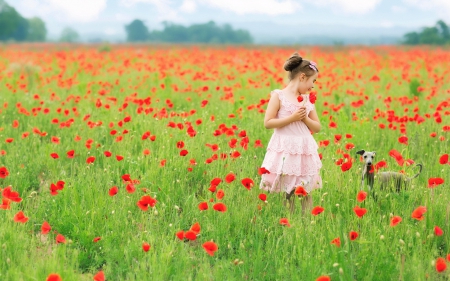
[290,107,307,122]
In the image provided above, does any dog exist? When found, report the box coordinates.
[356,150,423,195]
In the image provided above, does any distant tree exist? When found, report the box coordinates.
[26,17,47,41]
[403,20,450,45]
[125,19,149,42]
[148,20,253,44]
[436,20,450,41]
[59,27,79,43]
[0,0,29,41]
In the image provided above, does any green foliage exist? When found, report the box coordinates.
[0,1,47,42]
[125,19,149,42]
[0,0,28,41]
[403,20,450,45]
[26,17,47,41]
[125,20,253,44]
[98,43,112,53]
[59,27,79,43]
[409,78,421,97]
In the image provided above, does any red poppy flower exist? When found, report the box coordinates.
[294,186,308,196]
[436,257,447,272]
[390,216,402,227]
[176,231,184,240]
[0,166,9,178]
[137,195,157,211]
[258,193,267,201]
[86,156,95,164]
[357,191,367,202]
[67,150,75,158]
[213,202,227,212]
[116,155,124,161]
[309,92,317,104]
[180,149,188,156]
[56,234,66,244]
[428,177,444,188]
[216,189,225,200]
[398,136,408,145]
[297,96,304,103]
[329,121,337,128]
[93,271,105,281]
[349,231,358,240]
[2,186,22,202]
[93,237,101,243]
[435,226,444,236]
[126,183,136,193]
[280,218,291,227]
[184,230,197,240]
[258,167,270,175]
[14,211,28,223]
[46,274,62,281]
[190,222,201,234]
[0,198,10,210]
[198,202,209,211]
[210,178,222,186]
[353,206,367,218]
[202,241,218,256]
[142,242,151,252]
[241,178,254,189]
[12,120,19,128]
[311,206,324,215]
[41,221,51,234]
[225,173,236,183]
[51,136,60,144]
[104,151,112,157]
[345,143,355,150]
[5,138,14,143]
[341,161,352,172]
[208,185,217,193]
[176,141,185,149]
[439,154,449,164]
[411,206,427,220]
[331,237,341,247]
[50,153,59,159]
[316,276,331,281]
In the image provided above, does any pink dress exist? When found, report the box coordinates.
[260,89,322,194]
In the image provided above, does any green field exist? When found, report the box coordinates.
[0,44,449,281]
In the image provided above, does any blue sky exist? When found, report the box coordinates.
[10,0,449,42]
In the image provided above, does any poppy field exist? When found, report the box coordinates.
[0,44,449,281]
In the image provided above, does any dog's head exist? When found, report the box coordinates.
[356,150,376,167]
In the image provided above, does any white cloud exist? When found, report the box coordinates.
[403,0,450,20]
[180,0,197,13]
[12,0,107,22]
[380,20,394,28]
[119,0,181,22]
[313,0,381,14]
[391,5,406,13]
[199,0,301,15]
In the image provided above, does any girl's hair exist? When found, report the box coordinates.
[283,52,318,80]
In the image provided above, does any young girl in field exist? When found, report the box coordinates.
[260,52,322,214]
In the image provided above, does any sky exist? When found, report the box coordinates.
[9,0,450,43]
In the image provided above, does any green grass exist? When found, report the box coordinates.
[0,45,449,281]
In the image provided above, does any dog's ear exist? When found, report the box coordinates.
[372,151,376,156]
[356,150,365,156]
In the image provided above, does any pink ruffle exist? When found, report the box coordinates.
[260,172,322,194]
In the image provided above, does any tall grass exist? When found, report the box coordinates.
[0,45,449,280]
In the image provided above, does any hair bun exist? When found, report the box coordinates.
[283,53,303,71]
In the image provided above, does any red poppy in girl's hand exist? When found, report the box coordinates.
[309,92,317,104]
[297,95,303,103]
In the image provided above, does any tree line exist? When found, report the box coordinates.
[403,20,450,45]
[125,20,253,44]
[0,0,47,41]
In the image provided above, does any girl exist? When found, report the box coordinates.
[260,52,322,214]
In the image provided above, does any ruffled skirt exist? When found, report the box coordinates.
[259,133,322,194]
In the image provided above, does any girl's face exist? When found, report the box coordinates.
[297,72,318,95]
